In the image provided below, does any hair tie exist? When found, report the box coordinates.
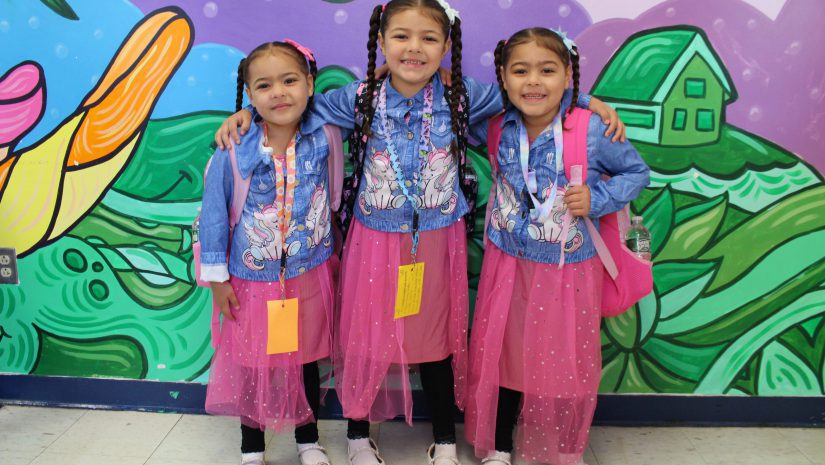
[550,28,578,56]
[381,4,386,12]
[434,0,460,24]
[283,39,316,63]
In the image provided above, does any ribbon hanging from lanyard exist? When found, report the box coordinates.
[264,124,298,304]
[376,78,434,262]
[517,114,565,224]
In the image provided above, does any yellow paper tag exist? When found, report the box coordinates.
[266,298,299,354]
[394,262,425,319]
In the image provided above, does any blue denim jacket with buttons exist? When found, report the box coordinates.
[199,118,334,282]
[470,94,650,265]
[310,75,593,233]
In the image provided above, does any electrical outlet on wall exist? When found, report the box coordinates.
[0,248,19,285]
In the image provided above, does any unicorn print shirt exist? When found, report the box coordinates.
[199,119,335,282]
[472,95,649,265]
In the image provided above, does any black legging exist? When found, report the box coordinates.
[494,388,581,454]
[494,387,522,452]
[241,361,321,453]
[347,356,457,444]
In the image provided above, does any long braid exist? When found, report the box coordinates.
[361,5,383,137]
[304,56,318,122]
[447,17,465,163]
[235,59,245,112]
[567,45,580,120]
[493,40,509,109]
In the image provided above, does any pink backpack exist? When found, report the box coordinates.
[486,109,652,317]
[193,124,344,288]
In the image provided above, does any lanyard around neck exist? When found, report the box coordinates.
[518,114,564,224]
[263,123,298,295]
[377,78,434,260]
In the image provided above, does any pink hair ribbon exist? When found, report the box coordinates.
[283,39,315,63]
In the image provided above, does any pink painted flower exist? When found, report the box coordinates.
[0,61,45,147]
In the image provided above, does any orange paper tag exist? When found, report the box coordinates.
[266,298,299,354]
[394,262,425,319]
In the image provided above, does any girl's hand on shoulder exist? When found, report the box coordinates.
[588,97,626,143]
[439,66,451,85]
[564,185,591,217]
[214,109,253,150]
[210,281,239,321]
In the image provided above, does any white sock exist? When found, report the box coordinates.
[241,451,265,465]
[297,442,330,465]
[348,438,381,465]
[434,443,457,458]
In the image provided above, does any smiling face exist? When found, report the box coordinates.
[378,8,450,97]
[245,50,313,132]
[501,40,571,132]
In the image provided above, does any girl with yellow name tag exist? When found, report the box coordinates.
[198,40,344,465]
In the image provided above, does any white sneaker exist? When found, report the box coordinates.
[241,451,265,465]
[480,451,511,465]
[298,442,331,465]
[348,438,384,465]
[427,443,461,465]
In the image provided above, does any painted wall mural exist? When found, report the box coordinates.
[1,0,823,396]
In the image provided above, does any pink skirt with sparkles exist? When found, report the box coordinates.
[465,243,603,465]
[335,218,469,424]
[205,257,336,432]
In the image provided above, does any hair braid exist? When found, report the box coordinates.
[235,59,245,112]
[567,45,580,119]
[448,17,466,163]
[304,58,318,122]
[493,40,509,109]
[361,4,384,137]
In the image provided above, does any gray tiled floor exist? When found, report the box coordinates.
[0,405,822,465]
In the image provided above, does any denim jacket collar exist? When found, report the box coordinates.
[236,117,324,179]
[384,73,445,109]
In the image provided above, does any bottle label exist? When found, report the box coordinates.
[626,237,650,253]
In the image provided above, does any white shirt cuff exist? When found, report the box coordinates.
[200,264,230,283]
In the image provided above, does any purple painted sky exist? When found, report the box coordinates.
[131,0,824,172]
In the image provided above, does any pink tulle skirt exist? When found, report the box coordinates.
[205,257,337,432]
[335,218,469,424]
[465,243,603,465]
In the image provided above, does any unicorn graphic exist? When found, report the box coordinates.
[527,186,584,252]
[360,148,406,214]
[305,183,332,249]
[490,178,519,233]
[242,202,301,270]
[417,148,458,214]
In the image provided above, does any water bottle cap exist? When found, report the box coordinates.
[632,215,643,222]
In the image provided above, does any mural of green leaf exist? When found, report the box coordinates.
[655,195,726,261]
[700,185,825,292]
[757,340,822,396]
[32,330,146,378]
[39,0,79,20]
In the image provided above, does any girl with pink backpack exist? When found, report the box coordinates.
[464,28,650,465]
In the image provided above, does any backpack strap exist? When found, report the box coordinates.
[323,124,344,212]
[483,113,505,243]
[486,113,505,174]
[227,143,250,231]
[561,109,619,278]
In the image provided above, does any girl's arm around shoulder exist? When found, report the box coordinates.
[586,114,650,218]
[310,81,360,129]
[199,147,234,282]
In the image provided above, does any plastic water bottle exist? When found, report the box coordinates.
[625,216,651,260]
[192,207,201,243]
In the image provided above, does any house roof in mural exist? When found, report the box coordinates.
[592,26,737,104]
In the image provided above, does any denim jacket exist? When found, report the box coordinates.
[199,118,335,282]
[471,95,650,265]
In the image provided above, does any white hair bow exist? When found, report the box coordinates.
[434,0,460,24]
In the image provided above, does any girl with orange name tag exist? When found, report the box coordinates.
[198,40,343,465]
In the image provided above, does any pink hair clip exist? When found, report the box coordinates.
[283,39,315,63]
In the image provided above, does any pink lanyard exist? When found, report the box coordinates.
[264,124,297,296]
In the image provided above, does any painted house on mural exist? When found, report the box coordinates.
[592,26,737,147]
